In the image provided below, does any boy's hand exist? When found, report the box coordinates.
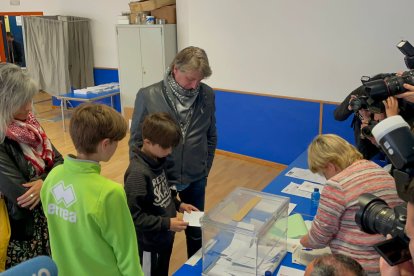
[170,217,189,232]
[179,203,199,213]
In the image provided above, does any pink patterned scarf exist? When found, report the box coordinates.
[6,112,54,176]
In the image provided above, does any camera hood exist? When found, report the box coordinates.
[372,116,414,170]
[372,116,410,142]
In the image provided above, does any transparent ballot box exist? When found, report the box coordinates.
[200,187,288,276]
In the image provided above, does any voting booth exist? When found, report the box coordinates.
[200,188,289,275]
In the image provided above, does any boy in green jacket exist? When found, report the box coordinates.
[41,103,143,276]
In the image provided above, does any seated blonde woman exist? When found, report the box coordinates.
[300,134,402,275]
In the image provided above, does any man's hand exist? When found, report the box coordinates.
[170,217,189,232]
[179,203,199,213]
[17,179,43,210]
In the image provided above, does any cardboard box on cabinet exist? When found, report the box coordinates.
[151,5,176,24]
[129,0,175,13]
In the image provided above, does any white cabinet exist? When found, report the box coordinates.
[116,24,177,109]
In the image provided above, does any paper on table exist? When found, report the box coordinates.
[288,213,308,239]
[298,181,324,193]
[282,182,312,199]
[185,248,202,266]
[288,203,297,215]
[183,211,204,227]
[285,167,326,184]
[277,265,305,276]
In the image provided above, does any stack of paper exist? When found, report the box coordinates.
[205,228,284,275]
[73,83,120,95]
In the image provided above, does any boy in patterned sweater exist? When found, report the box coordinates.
[125,112,198,276]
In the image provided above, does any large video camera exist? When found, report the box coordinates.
[355,115,414,266]
[351,40,414,114]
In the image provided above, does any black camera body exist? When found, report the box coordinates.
[356,193,407,238]
[355,115,414,266]
[357,40,414,113]
[355,194,410,266]
[349,95,369,113]
[349,85,386,114]
[363,70,414,102]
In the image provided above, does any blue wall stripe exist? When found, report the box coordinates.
[321,103,355,145]
[93,68,119,85]
[215,91,320,165]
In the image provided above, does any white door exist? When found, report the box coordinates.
[117,27,143,108]
[140,26,165,87]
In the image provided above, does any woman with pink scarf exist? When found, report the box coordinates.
[0,63,63,268]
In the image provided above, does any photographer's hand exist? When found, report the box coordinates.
[395,84,414,103]
[348,95,357,111]
[383,96,399,117]
[380,257,414,276]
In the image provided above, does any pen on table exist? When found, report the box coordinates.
[302,248,313,251]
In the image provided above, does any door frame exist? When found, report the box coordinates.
[0,11,43,63]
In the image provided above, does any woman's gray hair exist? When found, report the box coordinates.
[0,63,38,142]
[170,46,212,79]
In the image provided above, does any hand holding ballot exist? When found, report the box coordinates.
[183,211,205,227]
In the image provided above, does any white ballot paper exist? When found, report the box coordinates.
[282,182,312,199]
[183,211,204,227]
[285,167,326,184]
[277,265,304,276]
[298,181,324,193]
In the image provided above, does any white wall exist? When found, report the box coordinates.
[177,0,414,102]
[4,1,414,102]
[0,1,60,14]
[57,0,131,68]
[0,0,130,68]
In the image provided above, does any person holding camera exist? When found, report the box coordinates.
[373,95,414,276]
[379,203,414,276]
[300,134,402,275]
[334,86,380,159]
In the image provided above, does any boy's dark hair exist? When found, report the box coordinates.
[142,112,181,148]
[70,103,127,154]
[311,254,366,276]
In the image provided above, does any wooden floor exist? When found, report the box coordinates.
[33,92,286,275]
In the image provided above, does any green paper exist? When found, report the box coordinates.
[287,213,308,239]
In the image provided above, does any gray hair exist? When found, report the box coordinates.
[0,63,38,141]
[170,46,212,79]
[310,254,366,276]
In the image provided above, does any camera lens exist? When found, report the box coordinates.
[385,76,405,97]
[364,79,389,101]
[361,126,373,138]
[355,194,396,236]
